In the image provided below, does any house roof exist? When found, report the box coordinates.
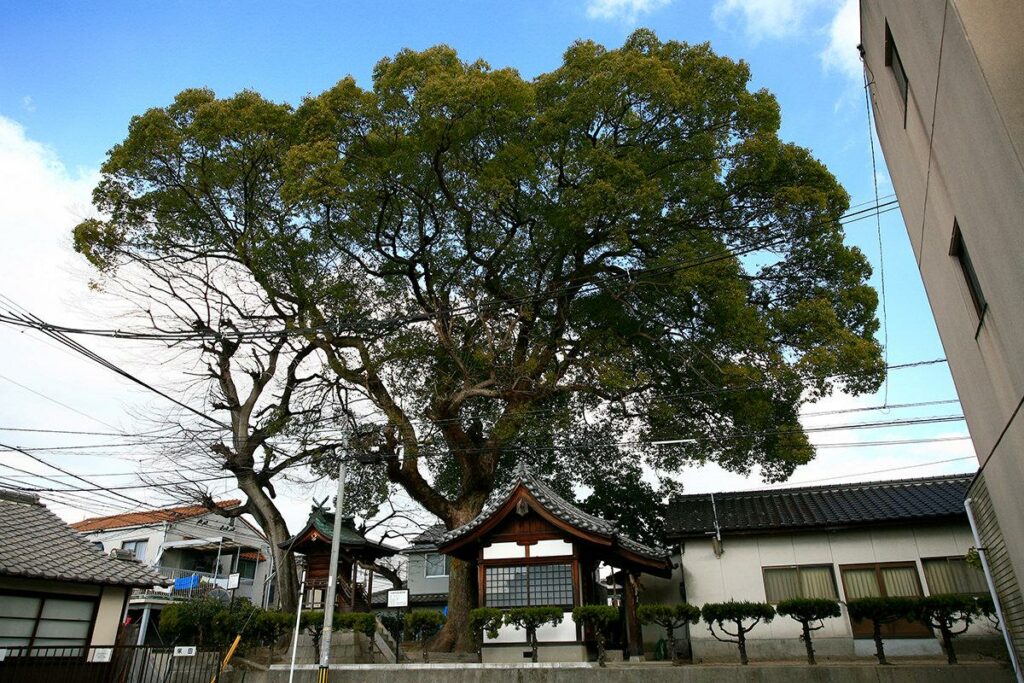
[0,490,168,588]
[70,499,242,532]
[665,473,973,539]
[402,524,446,553]
[440,461,671,569]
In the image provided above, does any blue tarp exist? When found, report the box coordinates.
[173,574,200,590]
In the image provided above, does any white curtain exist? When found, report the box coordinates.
[800,566,838,599]
[843,568,881,599]
[882,566,921,597]
[764,568,800,602]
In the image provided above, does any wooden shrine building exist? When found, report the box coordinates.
[438,462,672,661]
[281,506,398,612]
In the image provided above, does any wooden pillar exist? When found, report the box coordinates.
[623,571,643,659]
[350,561,358,609]
[366,567,374,612]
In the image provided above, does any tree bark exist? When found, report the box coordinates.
[737,627,748,666]
[872,622,888,665]
[939,625,957,664]
[429,556,477,652]
[801,621,816,665]
[237,475,299,613]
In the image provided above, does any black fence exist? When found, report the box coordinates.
[0,644,224,683]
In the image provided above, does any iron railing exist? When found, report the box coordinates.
[0,644,224,683]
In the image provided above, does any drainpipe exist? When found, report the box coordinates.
[965,497,1022,683]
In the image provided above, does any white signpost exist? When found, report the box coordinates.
[173,645,197,657]
[386,589,409,608]
[226,572,241,590]
[91,648,113,663]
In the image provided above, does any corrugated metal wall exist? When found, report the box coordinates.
[970,474,1024,658]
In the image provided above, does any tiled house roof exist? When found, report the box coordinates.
[279,508,399,555]
[441,461,669,562]
[0,490,168,587]
[665,473,973,538]
[70,499,241,532]
[403,524,446,552]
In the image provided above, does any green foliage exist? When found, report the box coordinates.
[846,597,916,625]
[469,607,504,641]
[571,605,619,628]
[336,612,379,638]
[638,603,701,629]
[701,601,775,665]
[701,601,775,625]
[376,611,407,641]
[405,610,445,641]
[915,595,981,664]
[504,606,564,631]
[775,598,841,622]
[159,597,242,647]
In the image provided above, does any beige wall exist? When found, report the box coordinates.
[642,523,995,660]
[0,577,128,648]
[861,0,1024,660]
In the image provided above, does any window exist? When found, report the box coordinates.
[885,22,909,127]
[923,557,988,596]
[840,562,930,638]
[121,539,148,561]
[424,552,451,578]
[91,541,104,552]
[950,221,987,324]
[763,565,838,602]
[238,559,257,581]
[0,593,96,650]
[485,563,574,608]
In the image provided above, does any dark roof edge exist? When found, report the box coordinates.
[665,513,968,541]
[670,472,975,503]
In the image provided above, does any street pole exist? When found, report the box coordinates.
[318,457,347,682]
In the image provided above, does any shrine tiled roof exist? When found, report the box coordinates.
[665,473,973,538]
[440,461,669,563]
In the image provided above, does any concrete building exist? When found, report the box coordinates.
[647,475,1000,662]
[860,0,1024,661]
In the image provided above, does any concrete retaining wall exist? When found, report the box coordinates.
[240,662,1014,683]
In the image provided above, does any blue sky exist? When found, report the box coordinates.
[0,0,973,528]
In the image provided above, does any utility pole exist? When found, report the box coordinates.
[318,457,346,683]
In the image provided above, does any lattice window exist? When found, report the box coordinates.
[485,563,573,607]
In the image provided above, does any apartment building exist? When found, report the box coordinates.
[860,0,1024,664]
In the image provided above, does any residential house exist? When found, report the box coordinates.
[71,499,272,644]
[646,474,1001,661]
[0,489,165,659]
[369,525,451,610]
[860,0,1024,662]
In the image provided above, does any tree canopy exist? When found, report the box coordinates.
[73,29,883,649]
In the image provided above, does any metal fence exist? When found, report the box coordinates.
[0,644,224,683]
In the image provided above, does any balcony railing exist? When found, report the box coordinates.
[132,566,257,602]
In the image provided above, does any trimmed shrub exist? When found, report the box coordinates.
[159,597,247,647]
[300,610,325,652]
[469,607,504,658]
[915,595,981,664]
[977,595,1000,630]
[504,606,564,663]
[248,610,294,665]
[572,605,620,667]
[637,603,701,665]
[335,612,380,662]
[405,610,445,662]
[846,597,916,665]
[700,601,775,665]
[775,598,842,665]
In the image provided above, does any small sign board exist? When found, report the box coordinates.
[227,572,240,590]
[386,589,409,608]
[173,646,197,657]
[91,648,113,663]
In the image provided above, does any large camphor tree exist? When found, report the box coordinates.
[74,30,883,649]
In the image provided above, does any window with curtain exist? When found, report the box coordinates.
[238,559,257,580]
[840,562,929,639]
[0,593,96,651]
[121,539,148,562]
[763,565,838,602]
[923,557,988,596]
[424,553,451,577]
[485,563,573,608]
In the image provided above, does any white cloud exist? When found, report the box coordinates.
[586,0,671,22]
[713,0,824,41]
[820,0,862,82]
[21,96,35,113]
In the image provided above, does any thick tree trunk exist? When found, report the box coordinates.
[429,556,477,652]
[238,476,299,613]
